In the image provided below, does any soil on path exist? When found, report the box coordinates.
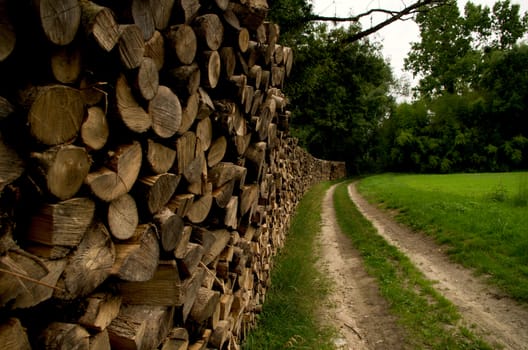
[319,182,528,350]
[318,184,408,349]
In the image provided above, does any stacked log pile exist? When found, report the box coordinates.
[0,0,346,348]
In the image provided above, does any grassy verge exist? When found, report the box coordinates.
[357,173,528,301]
[242,181,336,350]
[333,181,492,349]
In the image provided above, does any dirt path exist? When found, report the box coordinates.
[319,181,528,349]
[318,185,408,349]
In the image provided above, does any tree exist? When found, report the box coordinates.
[269,0,447,44]
[285,24,394,172]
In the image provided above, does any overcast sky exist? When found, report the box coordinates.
[311,0,528,89]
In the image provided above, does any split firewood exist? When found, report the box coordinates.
[210,319,231,349]
[207,136,227,168]
[178,242,204,277]
[154,207,185,252]
[136,57,159,100]
[108,193,138,240]
[219,47,236,78]
[174,0,201,24]
[185,192,213,224]
[54,221,115,300]
[224,196,239,229]
[0,318,31,350]
[111,223,159,282]
[190,287,220,323]
[117,24,145,69]
[180,266,206,322]
[146,139,177,174]
[149,85,182,138]
[167,193,195,219]
[0,135,24,192]
[196,117,213,152]
[24,85,84,146]
[79,293,122,331]
[168,63,201,97]
[31,145,91,200]
[81,106,109,151]
[115,74,152,133]
[135,173,181,215]
[165,24,197,65]
[50,43,82,84]
[79,0,120,52]
[27,197,95,246]
[160,327,189,350]
[35,0,81,45]
[0,2,16,62]
[89,330,111,350]
[212,179,235,209]
[117,261,184,306]
[144,30,165,70]
[131,0,156,40]
[193,14,224,51]
[39,322,90,350]
[201,50,221,89]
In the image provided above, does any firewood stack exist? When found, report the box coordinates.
[0,0,346,348]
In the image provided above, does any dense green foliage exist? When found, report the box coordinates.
[358,173,528,301]
[334,182,491,349]
[243,182,336,349]
[268,0,528,173]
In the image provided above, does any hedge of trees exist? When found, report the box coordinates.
[269,0,528,173]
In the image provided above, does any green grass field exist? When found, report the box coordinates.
[357,172,528,301]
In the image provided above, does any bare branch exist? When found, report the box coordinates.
[307,0,447,42]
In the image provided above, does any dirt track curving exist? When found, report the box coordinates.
[318,182,528,350]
